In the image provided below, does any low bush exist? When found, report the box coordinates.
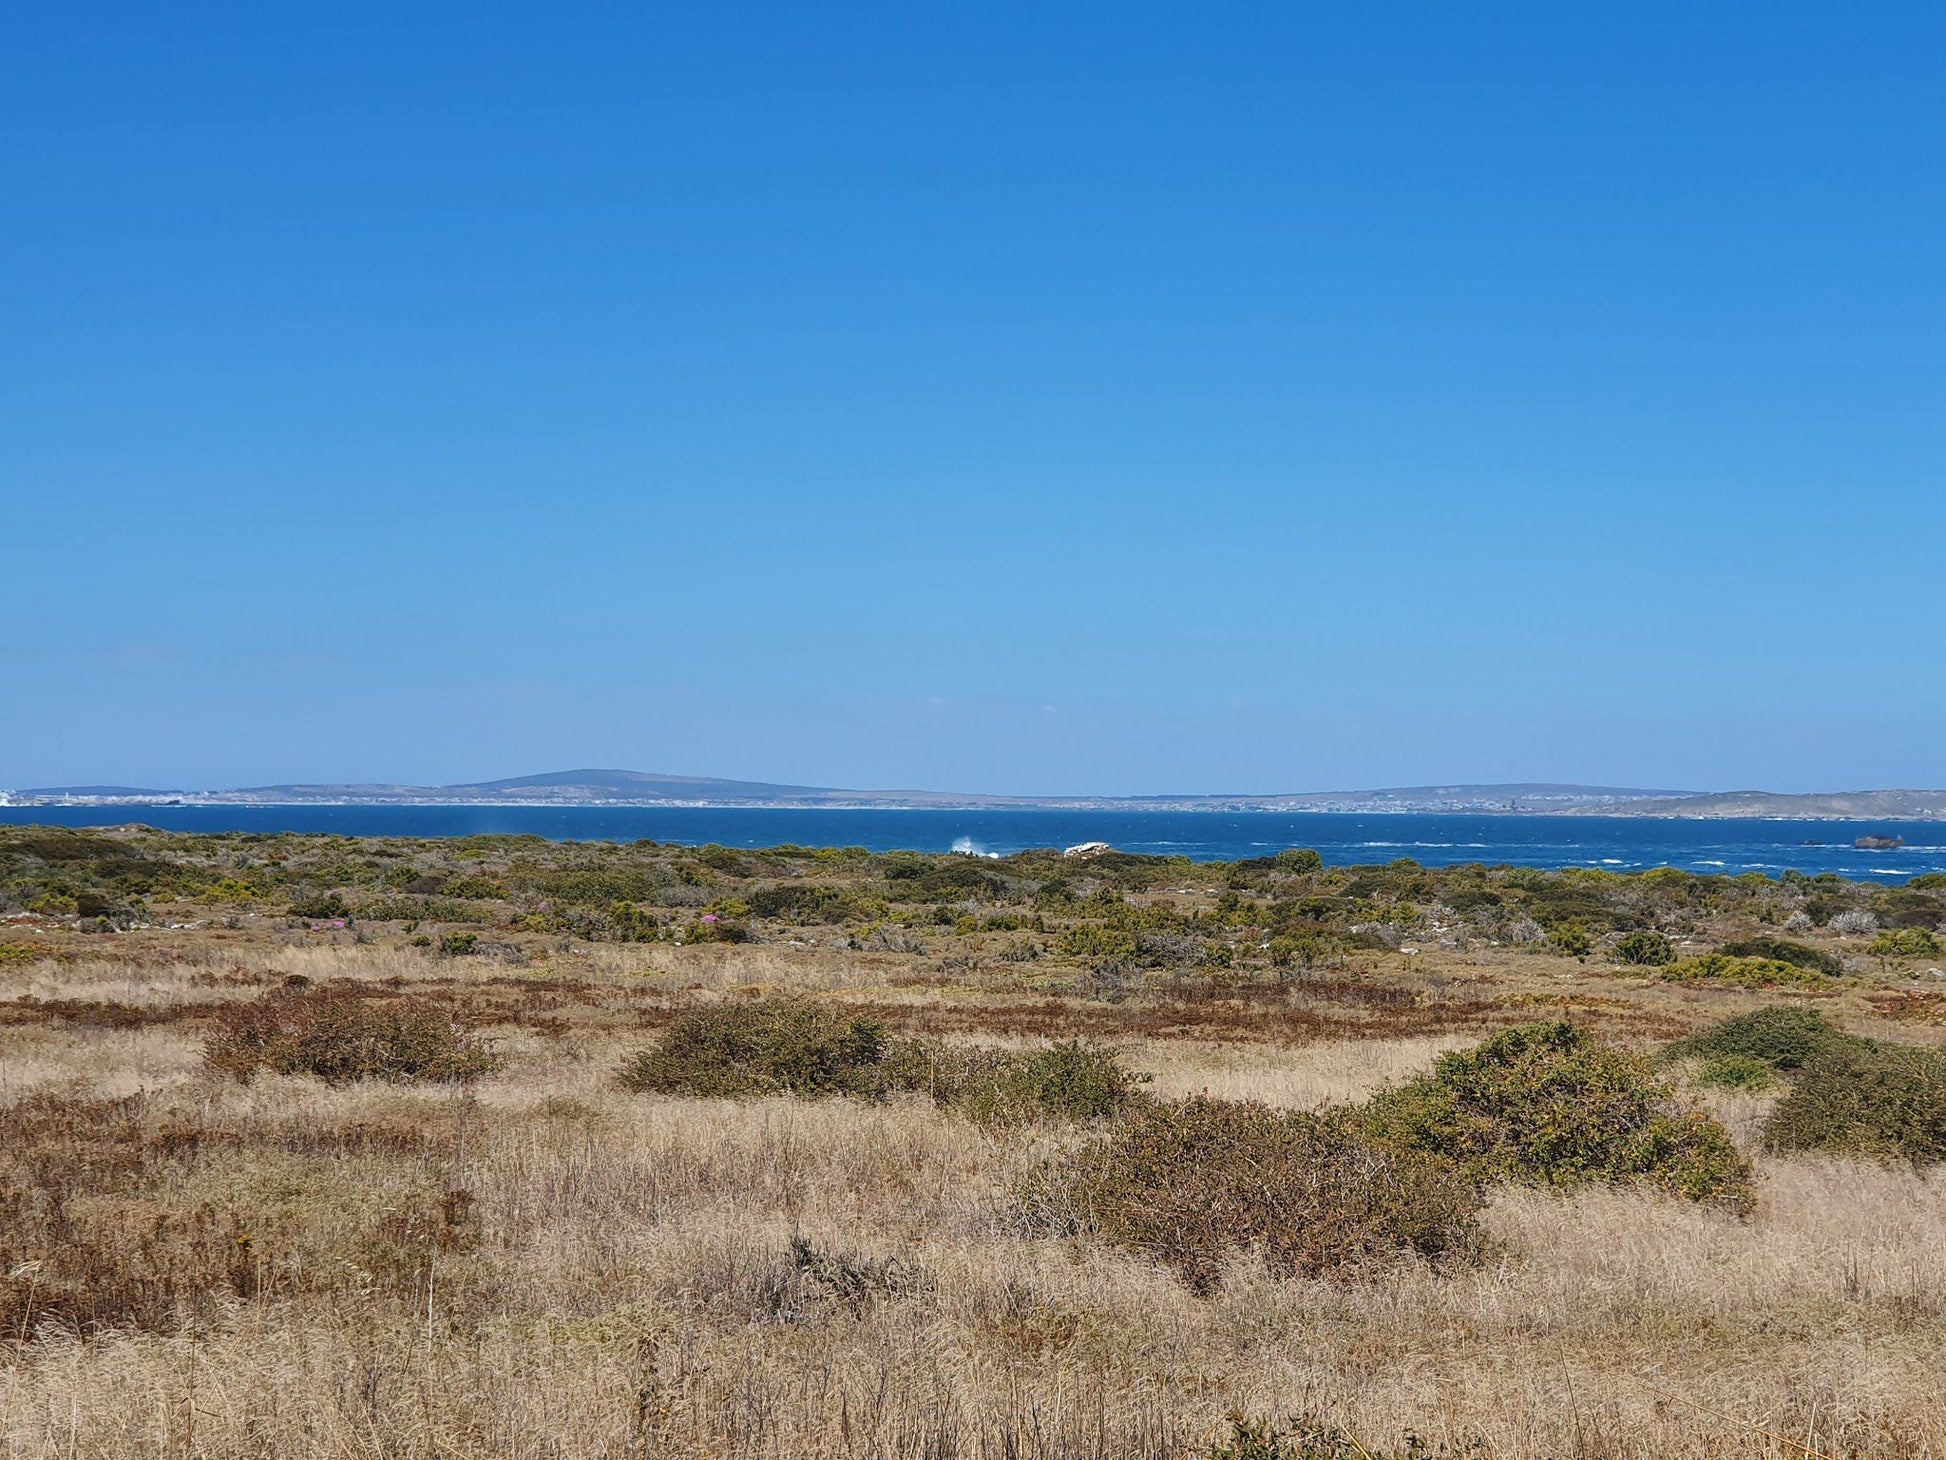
[1764,1043,1946,1164]
[204,991,500,1085]
[1716,937,1844,976]
[1056,925,1138,959]
[1870,927,1942,958]
[618,999,893,1098]
[1663,1006,1867,1073]
[606,902,661,942]
[931,1040,1145,1126]
[1659,953,1829,989]
[1022,1096,1483,1294]
[287,892,350,920]
[1361,1023,1752,1205]
[1613,930,1675,966]
[1547,923,1594,957]
[622,1001,1147,1123]
[1693,1054,1779,1090]
[678,914,749,944]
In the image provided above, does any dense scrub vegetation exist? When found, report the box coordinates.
[1765,1042,1946,1163]
[5,827,1940,998]
[1361,1023,1752,1205]
[205,989,501,1084]
[616,998,901,1099]
[617,997,1145,1123]
[1669,1007,1946,1164]
[620,1006,1747,1289]
[1022,1096,1485,1294]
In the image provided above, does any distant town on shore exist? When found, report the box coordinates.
[5,770,1944,820]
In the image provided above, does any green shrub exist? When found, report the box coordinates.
[1547,923,1594,957]
[1024,1096,1483,1294]
[744,883,876,924]
[1276,848,1324,875]
[1870,927,1942,958]
[606,902,660,942]
[945,1040,1145,1126]
[1663,1006,1867,1073]
[1764,1043,1946,1164]
[1361,1023,1752,1206]
[1056,924,1138,959]
[1716,937,1843,976]
[1659,954,1829,989]
[1693,1054,1778,1091]
[441,872,508,900]
[618,999,892,1099]
[288,892,350,920]
[1613,930,1675,966]
[204,992,500,1085]
[679,914,749,944]
[1268,931,1339,969]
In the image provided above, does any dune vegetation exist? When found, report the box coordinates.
[1,827,1945,1457]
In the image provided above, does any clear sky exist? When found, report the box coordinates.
[4,3,1942,795]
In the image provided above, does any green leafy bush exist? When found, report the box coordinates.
[1716,937,1843,976]
[204,992,500,1085]
[1547,923,1594,957]
[1056,924,1138,959]
[939,1040,1145,1126]
[1693,1054,1778,1091]
[1659,954,1829,989]
[1664,1007,1867,1073]
[1024,1096,1483,1294]
[606,902,660,942]
[1613,930,1675,966]
[744,883,881,924]
[1870,927,1942,958]
[1764,1043,1946,1164]
[441,872,508,900]
[1361,1023,1752,1206]
[617,999,893,1099]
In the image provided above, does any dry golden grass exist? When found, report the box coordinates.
[2,938,1944,1458]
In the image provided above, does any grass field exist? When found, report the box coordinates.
[2,830,1944,1458]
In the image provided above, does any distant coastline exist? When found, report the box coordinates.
[4,770,1944,820]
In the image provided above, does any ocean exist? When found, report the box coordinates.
[2,805,1942,882]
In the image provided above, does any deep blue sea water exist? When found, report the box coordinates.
[2,805,1943,882]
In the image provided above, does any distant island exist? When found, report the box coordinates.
[3,770,1944,820]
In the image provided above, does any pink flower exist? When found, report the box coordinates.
[701,913,719,923]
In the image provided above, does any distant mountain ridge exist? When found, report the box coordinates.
[1588,789,1946,820]
[4,771,1942,818]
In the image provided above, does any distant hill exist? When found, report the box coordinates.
[16,785,179,798]
[1591,789,1946,820]
[5,771,1683,812]
[6,772,1942,818]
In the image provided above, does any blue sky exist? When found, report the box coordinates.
[3,3,1942,795]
